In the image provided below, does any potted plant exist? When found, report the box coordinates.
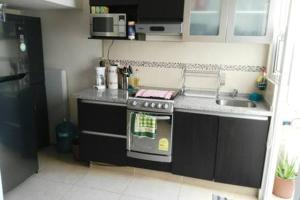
[273,155,298,199]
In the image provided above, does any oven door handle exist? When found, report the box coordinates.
[154,116,171,121]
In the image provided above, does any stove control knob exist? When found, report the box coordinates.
[144,102,149,107]
[132,101,138,106]
[157,103,162,109]
[151,103,156,108]
[163,104,169,109]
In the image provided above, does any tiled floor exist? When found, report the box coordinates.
[4,147,268,200]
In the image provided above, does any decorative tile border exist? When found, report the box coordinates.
[111,59,264,73]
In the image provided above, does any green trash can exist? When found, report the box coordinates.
[56,121,76,153]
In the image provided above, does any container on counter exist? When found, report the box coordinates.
[128,21,136,40]
[107,66,118,89]
[99,6,109,14]
[128,68,140,89]
[95,67,106,90]
[91,6,96,14]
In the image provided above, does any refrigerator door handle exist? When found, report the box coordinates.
[0,73,26,83]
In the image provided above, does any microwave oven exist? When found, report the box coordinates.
[90,13,126,37]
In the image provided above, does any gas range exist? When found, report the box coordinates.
[127,88,180,113]
[126,88,180,163]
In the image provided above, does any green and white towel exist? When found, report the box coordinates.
[131,113,157,139]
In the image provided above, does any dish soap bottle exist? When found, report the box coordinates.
[256,67,267,90]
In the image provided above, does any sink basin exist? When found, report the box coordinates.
[216,99,256,108]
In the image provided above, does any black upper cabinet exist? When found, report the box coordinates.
[89,0,184,23]
[137,0,184,23]
[172,112,219,180]
[215,117,270,188]
[90,0,139,6]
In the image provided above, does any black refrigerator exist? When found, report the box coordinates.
[0,14,49,193]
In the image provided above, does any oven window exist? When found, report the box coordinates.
[93,18,114,32]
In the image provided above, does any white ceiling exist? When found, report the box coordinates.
[0,0,79,10]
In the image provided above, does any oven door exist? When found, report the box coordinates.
[90,14,126,37]
[127,110,173,162]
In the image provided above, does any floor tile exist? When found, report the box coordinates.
[37,160,88,184]
[75,166,134,193]
[5,176,72,200]
[179,184,213,200]
[120,194,151,200]
[124,174,181,200]
[61,186,120,200]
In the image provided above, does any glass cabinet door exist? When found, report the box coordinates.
[189,0,223,36]
[232,0,270,36]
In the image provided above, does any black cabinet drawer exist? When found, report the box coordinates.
[78,100,126,136]
[80,132,127,165]
[215,117,270,188]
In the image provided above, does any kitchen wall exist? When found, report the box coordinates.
[103,40,270,93]
[25,0,271,128]
[24,0,102,126]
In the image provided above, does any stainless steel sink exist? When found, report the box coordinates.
[216,99,256,108]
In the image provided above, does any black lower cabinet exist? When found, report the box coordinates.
[78,100,127,165]
[80,133,126,165]
[172,112,219,180]
[214,117,270,188]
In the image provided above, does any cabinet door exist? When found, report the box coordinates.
[78,100,126,136]
[78,100,127,165]
[172,112,218,180]
[215,117,270,188]
[183,0,229,42]
[226,0,273,43]
[80,132,127,165]
[138,0,184,23]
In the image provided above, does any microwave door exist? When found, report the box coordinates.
[91,16,125,37]
[92,17,115,36]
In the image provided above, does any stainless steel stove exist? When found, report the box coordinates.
[126,88,179,163]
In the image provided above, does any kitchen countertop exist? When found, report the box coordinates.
[74,88,272,117]
[175,95,272,117]
[73,88,128,104]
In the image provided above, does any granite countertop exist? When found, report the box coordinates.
[73,88,128,104]
[74,88,272,117]
[174,95,272,117]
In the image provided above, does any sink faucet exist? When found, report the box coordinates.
[216,69,225,100]
[231,89,239,98]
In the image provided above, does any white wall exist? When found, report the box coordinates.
[26,0,102,127]
[0,171,3,200]
[103,41,270,93]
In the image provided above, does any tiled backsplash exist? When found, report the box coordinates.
[111,59,264,93]
[111,59,264,72]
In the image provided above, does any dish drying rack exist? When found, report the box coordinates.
[182,67,225,98]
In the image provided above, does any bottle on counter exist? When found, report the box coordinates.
[128,21,136,40]
[107,65,118,89]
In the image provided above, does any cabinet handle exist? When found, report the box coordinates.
[273,34,285,75]
[82,130,127,139]
[80,100,126,107]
